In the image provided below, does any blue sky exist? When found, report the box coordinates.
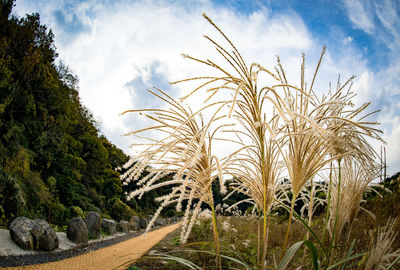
[13,0,400,175]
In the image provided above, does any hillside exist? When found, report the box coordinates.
[0,0,134,227]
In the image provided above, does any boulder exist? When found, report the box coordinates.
[171,216,182,223]
[31,219,59,251]
[67,217,88,244]
[84,211,101,238]
[130,221,140,231]
[139,218,147,229]
[9,217,59,251]
[155,218,166,227]
[116,221,129,232]
[130,215,139,223]
[147,215,154,223]
[129,216,140,231]
[101,219,116,235]
[9,217,35,250]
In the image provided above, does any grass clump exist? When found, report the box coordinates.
[121,13,399,270]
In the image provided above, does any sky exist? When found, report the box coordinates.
[13,0,400,176]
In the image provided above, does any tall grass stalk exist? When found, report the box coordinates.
[210,188,222,269]
[173,13,285,269]
[281,196,296,258]
[120,88,233,261]
[303,178,315,261]
[121,13,388,269]
[325,157,380,265]
[329,158,342,264]
[275,49,343,257]
[172,14,383,266]
[321,160,333,251]
[365,218,400,270]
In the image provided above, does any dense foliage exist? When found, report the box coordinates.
[0,0,132,227]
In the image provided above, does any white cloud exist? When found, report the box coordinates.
[342,36,353,45]
[343,0,400,175]
[343,0,375,34]
[352,71,375,103]
[384,117,400,173]
[13,0,400,174]
[13,0,315,149]
[374,0,400,52]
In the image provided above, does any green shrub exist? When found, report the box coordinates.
[46,176,57,193]
[52,224,67,233]
[100,213,112,220]
[86,204,101,214]
[48,201,69,226]
[70,206,84,217]
[108,197,136,221]
[0,170,26,227]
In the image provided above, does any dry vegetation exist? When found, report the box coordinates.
[121,14,400,270]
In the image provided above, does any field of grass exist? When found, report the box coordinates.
[122,13,400,270]
[132,189,400,269]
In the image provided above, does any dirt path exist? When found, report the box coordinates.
[2,223,181,270]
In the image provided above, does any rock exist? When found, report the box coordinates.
[116,221,129,232]
[130,215,139,223]
[147,215,154,224]
[101,219,116,235]
[9,217,59,251]
[171,217,182,223]
[84,211,101,238]
[129,216,140,231]
[130,221,140,231]
[139,218,147,229]
[155,218,165,227]
[31,219,59,251]
[67,217,88,244]
[9,217,35,250]
[170,217,178,223]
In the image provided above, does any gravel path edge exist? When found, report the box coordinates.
[0,231,142,268]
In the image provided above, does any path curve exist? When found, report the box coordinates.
[2,223,181,270]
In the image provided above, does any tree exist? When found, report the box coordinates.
[0,0,131,226]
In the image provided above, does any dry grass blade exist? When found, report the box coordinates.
[120,12,388,270]
[365,218,400,270]
[326,157,380,244]
[120,88,233,245]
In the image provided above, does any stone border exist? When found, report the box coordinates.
[0,219,182,268]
